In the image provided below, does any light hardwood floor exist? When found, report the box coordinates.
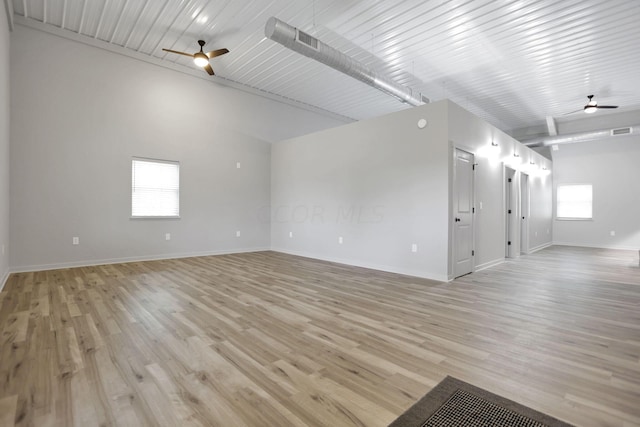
[0,246,639,426]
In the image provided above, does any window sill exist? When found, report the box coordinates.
[130,216,181,220]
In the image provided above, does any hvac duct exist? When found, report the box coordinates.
[522,125,637,147]
[265,17,428,107]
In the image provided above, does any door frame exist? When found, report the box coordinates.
[451,147,476,279]
[520,172,529,255]
[504,166,519,258]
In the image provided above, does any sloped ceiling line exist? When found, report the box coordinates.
[8,0,640,130]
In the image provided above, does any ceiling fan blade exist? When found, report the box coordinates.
[203,64,215,76]
[206,48,229,59]
[596,105,618,109]
[562,109,583,115]
[162,48,194,57]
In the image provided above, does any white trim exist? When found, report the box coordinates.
[8,247,270,274]
[3,0,13,31]
[552,242,639,251]
[271,247,450,282]
[0,268,9,292]
[528,242,553,253]
[475,258,505,272]
[13,16,354,126]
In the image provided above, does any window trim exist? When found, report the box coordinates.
[131,157,181,219]
[555,183,592,221]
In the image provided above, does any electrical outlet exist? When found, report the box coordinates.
[165,233,171,241]
[236,162,241,169]
[610,230,615,236]
[72,237,79,245]
[289,231,293,238]
[479,202,483,210]
[236,231,241,237]
[411,244,418,253]
[338,236,343,244]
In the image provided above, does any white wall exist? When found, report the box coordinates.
[272,101,451,281]
[0,4,10,286]
[552,135,640,249]
[271,100,553,281]
[528,171,553,250]
[448,102,553,271]
[9,25,347,271]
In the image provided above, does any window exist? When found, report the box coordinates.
[556,184,592,220]
[131,158,180,218]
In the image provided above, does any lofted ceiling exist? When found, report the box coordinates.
[8,0,640,134]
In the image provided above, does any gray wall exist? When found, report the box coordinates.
[272,100,553,281]
[529,172,553,250]
[552,135,640,249]
[448,102,553,269]
[272,102,451,281]
[0,5,9,285]
[9,25,346,271]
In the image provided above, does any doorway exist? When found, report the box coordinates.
[504,167,518,258]
[453,149,475,278]
[520,173,529,255]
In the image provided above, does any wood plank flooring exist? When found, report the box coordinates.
[0,246,639,426]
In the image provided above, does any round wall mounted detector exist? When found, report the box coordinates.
[417,118,427,129]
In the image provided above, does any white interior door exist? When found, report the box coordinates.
[453,149,474,278]
[520,173,529,255]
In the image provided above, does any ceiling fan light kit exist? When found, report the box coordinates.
[193,52,209,67]
[583,94,617,114]
[162,40,229,76]
[561,95,619,115]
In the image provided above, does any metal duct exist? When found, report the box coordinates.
[265,17,428,107]
[522,125,637,147]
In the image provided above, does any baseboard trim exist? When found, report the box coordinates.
[475,258,505,272]
[552,242,640,251]
[270,247,449,282]
[528,242,553,254]
[8,247,271,274]
[0,268,9,292]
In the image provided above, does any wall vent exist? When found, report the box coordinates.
[611,127,632,136]
[296,30,319,50]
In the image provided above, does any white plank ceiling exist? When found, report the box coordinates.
[10,0,640,133]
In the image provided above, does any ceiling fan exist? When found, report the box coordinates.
[565,95,619,115]
[162,40,229,76]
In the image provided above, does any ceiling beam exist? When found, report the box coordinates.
[546,116,558,136]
